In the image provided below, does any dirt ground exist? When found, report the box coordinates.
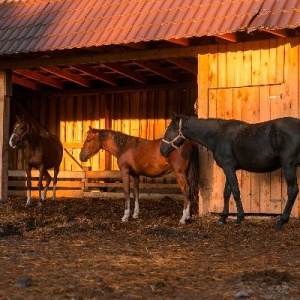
[1,196,300,300]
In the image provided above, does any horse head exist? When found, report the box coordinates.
[160,114,187,157]
[79,126,103,162]
[9,115,34,149]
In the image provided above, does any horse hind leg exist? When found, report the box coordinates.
[121,171,131,222]
[25,166,32,206]
[52,166,59,200]
[277,165,299,226]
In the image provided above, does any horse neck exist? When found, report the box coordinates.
[100,130,129,158]
[182,117,218,151]
[26,130,41,148]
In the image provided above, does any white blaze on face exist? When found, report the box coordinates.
[9,124,21,148]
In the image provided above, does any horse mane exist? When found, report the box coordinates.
[93,129,137,149]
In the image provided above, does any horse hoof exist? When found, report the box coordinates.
[121,217,129,222]
[275,219,287,227]
[217,217,226,225]
[235,216,245,225]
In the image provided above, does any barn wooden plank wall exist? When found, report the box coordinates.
[9,84,197,198]
[198,37,300,217]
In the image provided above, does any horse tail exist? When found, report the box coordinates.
[187,143,200,215]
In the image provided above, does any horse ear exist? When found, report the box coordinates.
[172,112,178,119]
[89,126,93,131]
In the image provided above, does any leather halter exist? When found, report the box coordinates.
[11,122,30,142]
[162,118,186,149]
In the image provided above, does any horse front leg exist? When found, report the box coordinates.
[277,165,299,226]
[41,170,52,203]
[175,172,191,224]
[121,170,131,222]
[25,165,32,206]
[218,179,231,224]
[132,175,140,219]
[222,165,245,224]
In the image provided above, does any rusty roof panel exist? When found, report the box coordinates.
[0,0,299,55]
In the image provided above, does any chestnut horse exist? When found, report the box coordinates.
[160,114,300,226]
[79,126,199,223]
[9,116,63,206]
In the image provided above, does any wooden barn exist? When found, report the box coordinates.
[0,0,300,217]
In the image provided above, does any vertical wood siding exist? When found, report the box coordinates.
[197,37,300,217]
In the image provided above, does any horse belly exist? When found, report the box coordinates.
[119,147,170,177]
[132,161,170,177]
[234,149,281,173]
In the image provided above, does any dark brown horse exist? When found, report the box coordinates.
[9,116,63,206]
[160,114,300,226]
[79,126,199,223]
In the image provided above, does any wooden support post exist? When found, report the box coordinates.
[0,70,12,203]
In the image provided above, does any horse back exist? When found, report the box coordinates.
[232,117,300,172]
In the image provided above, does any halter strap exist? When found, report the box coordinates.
[11,123,30,142]
[162,118,186,149]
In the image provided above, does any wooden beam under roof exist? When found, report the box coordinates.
[12,74,38,90]
[102,63,147,84]
[71,65,117,86]
[260,28,288,38]
[216,33,238,43]
[134,60,177,82]
[0,45,204,69]
[166,57,197,75]
[41,66,90,88]
[13,69,63,89]
[168,38,191,46]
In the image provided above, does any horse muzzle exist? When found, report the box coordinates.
[160,145,171,157]
[79,152,88,162]
[9,134,21,149]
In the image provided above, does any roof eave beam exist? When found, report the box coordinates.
[102,63,147,84]
[134,60,177,82]
[166,57,197,75]
[215,33,238,43]
[72,65,117,86]
[41,66,90,87]
[259,28,288,38]
[12,75,38,90]
[167,38,190,46]
[13,69,63,89]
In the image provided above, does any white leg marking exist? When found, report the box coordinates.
[133,198,139,219]
[26,189,31,206]
[52,184,56,200]
[179,204,191,224]
[122,209,130,222]
[42,187,48,201]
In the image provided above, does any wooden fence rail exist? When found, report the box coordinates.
[8,170,182,200]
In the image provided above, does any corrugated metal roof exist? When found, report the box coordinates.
[0,0,299,55]
[248,0,300,31]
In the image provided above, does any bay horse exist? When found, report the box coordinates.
[79,126,199,223]
[9,115,63,206]
[160,114,300,226]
